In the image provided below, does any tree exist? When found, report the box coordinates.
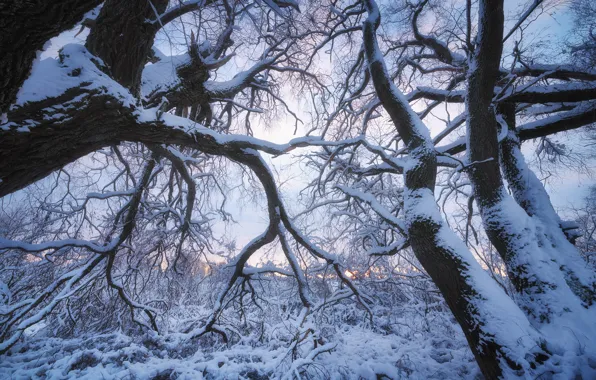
[1,0,595,378]
[569,185,596,268]
[567,0,596,69]
[296,0,596,376]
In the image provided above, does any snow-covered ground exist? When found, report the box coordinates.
[0,320,478,379]
[1,291,480,379]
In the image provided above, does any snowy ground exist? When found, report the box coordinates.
[0,304,480,379]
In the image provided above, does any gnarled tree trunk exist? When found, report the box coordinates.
[362,1,547,376]
[86,0,168,94]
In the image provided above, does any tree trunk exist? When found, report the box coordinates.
[362,1,548,376]
[466,9,595,374]
[466,0,558,322]
[86,0,168,95]
[499,104,596,307]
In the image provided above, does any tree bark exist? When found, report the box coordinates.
[86,0,168,94]
[0,88,238,197]
[465,0,553,320]
[466,0,595,335]
[362,1,547,376]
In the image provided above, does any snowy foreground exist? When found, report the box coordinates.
[0,303,479,379]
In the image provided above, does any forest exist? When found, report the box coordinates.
[1,0,595,378]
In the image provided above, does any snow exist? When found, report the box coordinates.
[436,136,465,153]
[141,53,190,99]
[0,237,106,253]
[519,100,596,131]
[475,186,596,367]
[15,44,135,109]
[507,81,596,97]
[361,1,571,372]
[402,187,554,375]
[204,57,275,99]
[0,280,10,306]
[0,302,481,379]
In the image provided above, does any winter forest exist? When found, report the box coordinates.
[1,0,596,378]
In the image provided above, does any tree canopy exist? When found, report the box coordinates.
[1,0,595,378]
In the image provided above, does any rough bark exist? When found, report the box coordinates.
[465,0,549,310]
[86,0,168,94]
[146,41,213,110]
[412,85,596,104]
[440,104,596,155]
[0,87,246,197]
[466,0,593,330]
[0,0,102,113]
[363,1,545,376]
[465,0,506,210]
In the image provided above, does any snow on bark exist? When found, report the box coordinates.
[141,53,190,100]
[464,0,596,373]
[15,44,135,109]
[362,0,549,376]
[500,129,596,308]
